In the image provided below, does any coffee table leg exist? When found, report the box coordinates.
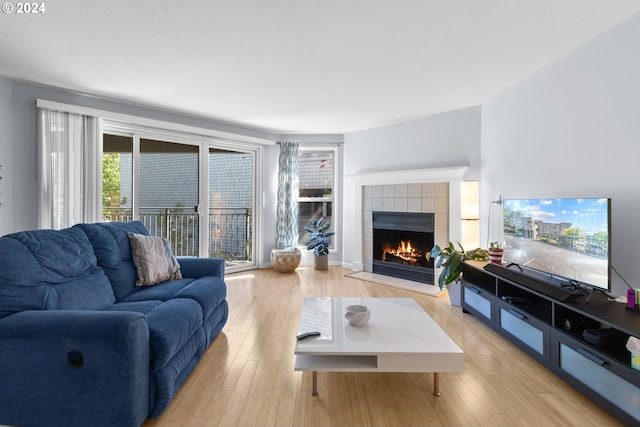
[311,371,318,396]
[433,372,441,397]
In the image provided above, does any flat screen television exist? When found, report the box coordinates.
[502,197,611,292]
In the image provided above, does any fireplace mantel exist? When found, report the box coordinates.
[346,166,469,272]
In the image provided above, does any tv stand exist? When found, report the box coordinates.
[483,262,580,302]
[461,261,640,426]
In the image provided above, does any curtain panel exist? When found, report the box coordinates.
[276,141,299,248]
[38,108,100,229]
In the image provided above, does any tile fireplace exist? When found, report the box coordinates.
[347,166,468,276]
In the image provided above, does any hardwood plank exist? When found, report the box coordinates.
[143,266,625,427]
[216,360,259,426]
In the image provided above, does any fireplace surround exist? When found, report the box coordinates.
[345,166,469,276]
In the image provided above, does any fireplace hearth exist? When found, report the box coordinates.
[372,211,434,284]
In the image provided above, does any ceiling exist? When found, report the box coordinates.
[2,1,640,134]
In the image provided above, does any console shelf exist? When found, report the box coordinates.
[461,261,640,426]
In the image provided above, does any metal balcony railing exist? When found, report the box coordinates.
[102,207,252,260]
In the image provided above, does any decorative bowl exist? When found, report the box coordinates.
[270,247,301,273]
[345,304,370,327]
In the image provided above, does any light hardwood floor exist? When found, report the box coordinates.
[143,267,623,427]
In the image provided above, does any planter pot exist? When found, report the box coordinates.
[314,254,329,271]
[446,281,462,307]
[271,247,301,273]
[488,248,504,264]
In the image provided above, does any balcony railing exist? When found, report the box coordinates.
[102,207,252,260]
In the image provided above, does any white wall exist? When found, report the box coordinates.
[342,106,482,268]
[0,77,13,236]
[481,12,640,296]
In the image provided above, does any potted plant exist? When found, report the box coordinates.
[488,241,504,264]
[426,242,489,306]
[305,217,335,271]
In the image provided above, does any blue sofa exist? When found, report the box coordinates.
[0,221,229,427]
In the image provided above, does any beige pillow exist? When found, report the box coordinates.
[127,232,183,286]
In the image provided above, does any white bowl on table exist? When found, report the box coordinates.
[345,304,370,327]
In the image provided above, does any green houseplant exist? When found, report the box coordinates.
[426,242,489,305]
[305,217,335,270]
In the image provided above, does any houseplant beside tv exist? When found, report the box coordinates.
[305,217,335,270]
[426,242,489,306]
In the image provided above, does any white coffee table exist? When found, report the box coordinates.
[294,297,464,396]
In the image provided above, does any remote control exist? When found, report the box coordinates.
[296,331,321,340]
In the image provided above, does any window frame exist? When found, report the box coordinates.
[297,144,341,255]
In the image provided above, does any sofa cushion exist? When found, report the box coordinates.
[119,276,226,322]
[174,276,227,321]
[0,227,115,318]
[119,278,195,303]
[127,232,182,286]
[75,221,149,300]
[43,270,115,311]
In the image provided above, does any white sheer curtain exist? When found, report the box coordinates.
[38,108,101,229]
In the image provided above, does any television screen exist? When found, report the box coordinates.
[502,198,610,291]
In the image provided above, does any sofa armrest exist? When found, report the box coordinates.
[0,310,150,427]
[177,256,225,279]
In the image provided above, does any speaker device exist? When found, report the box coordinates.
[562,317,600,332]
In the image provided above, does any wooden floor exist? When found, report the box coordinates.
[143,267,623,427]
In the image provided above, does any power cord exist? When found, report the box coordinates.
[611,264,634,290]
[486,196,502,248]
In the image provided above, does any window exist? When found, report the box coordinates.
[297,149,335,247]
[102,134,133,222]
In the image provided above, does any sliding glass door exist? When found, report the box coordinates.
[208,148,255,267]
[102,129,257,271]
[139,138,200,256]
[102,134,200,256]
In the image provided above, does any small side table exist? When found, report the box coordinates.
[271,247,302,273]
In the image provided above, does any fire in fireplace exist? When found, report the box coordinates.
[381,239,428,267]
[372,211,434,283]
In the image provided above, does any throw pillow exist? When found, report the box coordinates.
[127,232,183,286]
